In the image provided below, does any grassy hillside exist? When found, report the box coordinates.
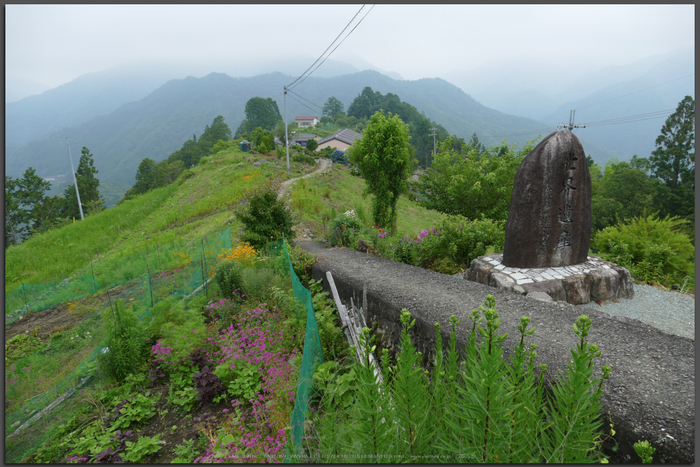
[5,147,444,294]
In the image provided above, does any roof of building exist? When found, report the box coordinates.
[294,116,317,120]
[318,129,362,146]
[291,134,317,144]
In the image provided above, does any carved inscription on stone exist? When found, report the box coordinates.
[502,130,592,268]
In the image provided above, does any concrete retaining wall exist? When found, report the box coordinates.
[297,240,695,464]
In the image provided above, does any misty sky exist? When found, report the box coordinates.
[5,4,695,89]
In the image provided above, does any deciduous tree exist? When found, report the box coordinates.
[415,137,538,222]
[236,97,282,137]
[322,96,345,119]
[348,110,412,234]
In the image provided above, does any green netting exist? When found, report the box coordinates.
[4,230,326,463]
[280,239,324,462]
[4,228,232,463]
[5,228,231,323]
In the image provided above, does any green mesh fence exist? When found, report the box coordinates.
[5,228,231,323]
[281,239,324,462]
[4,228,232,463]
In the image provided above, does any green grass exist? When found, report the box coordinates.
[289,163,446,237]
[4,147,324,295]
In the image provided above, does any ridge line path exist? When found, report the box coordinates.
[278,157,331,201]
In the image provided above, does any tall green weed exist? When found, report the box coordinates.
[307,297,612,463]
[98,300,150,382]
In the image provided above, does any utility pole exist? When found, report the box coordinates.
[558,110,586,131]
[284,86,291,178]
[66,138,84,220]
[429,127,437,155]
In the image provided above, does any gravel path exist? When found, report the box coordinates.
[575,283,695,340]
[278,157,331,200]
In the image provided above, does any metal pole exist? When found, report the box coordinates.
[284,86,291,178]
[145,256,154,307]
[66,138,84,220]
[430,127,437,156]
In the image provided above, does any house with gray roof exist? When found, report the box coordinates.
[317,129,362,152]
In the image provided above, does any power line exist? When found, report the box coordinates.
[290,5,375,91]
[287,89,324,113]
[583,109,675,127]
[286,5,368,90]
[288,94,323,116]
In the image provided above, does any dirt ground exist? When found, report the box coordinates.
[5,283,137,342]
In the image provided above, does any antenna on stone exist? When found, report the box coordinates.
[557,110,586,131]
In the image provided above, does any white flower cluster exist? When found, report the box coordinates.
[71,331,92,341]
[344,210,356,217]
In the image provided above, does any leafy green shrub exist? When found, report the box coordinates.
[240,266,286,302]
[387,217,505,273]
[287,242,317,287]
[328,211,362,247]
[172,438,197,463]
[122,435,162,463]
[307,298,612,463]
[431,216,505,267]
[292,153,315,165]
[98,300,150,382]
[593,213,694,288]
[234,179,295,250]
[309,279,346,360]
[214,260,245,300]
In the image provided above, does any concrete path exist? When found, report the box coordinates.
[296,239,695,464]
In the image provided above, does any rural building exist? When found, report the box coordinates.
[290,134,317,146]
[294,116,318,128]
[316,129,362,152]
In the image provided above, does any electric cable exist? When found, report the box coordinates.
[286,5,367,90]
[288,93,323,116]
[287,89,324,112]
[287,5,374,91]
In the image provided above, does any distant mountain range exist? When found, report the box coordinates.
[5,69,554,205]
[5,49,693,205]
[443,48,694,163]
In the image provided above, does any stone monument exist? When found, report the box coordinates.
[502,130,591,268]
[465,130,634,305]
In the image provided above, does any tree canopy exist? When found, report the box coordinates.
[649,95,695,220]
[590,157,667,232]
[322,96,345,119]
[62,147,103,220]
[236,97,282,137]
[414,137,538,223]
[347,86,451,168]
[5,168,58,247]
[349,110,412,234]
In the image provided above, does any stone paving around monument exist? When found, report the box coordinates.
[478,253,614,285]
[466,253,635,305]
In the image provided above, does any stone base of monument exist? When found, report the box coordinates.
[465,253,634,305]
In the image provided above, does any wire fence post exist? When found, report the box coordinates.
[21,283,29,313]
[201,238,208,300]
[145,257,154,308]
[156,239,162,272]
[89,259,98,295]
